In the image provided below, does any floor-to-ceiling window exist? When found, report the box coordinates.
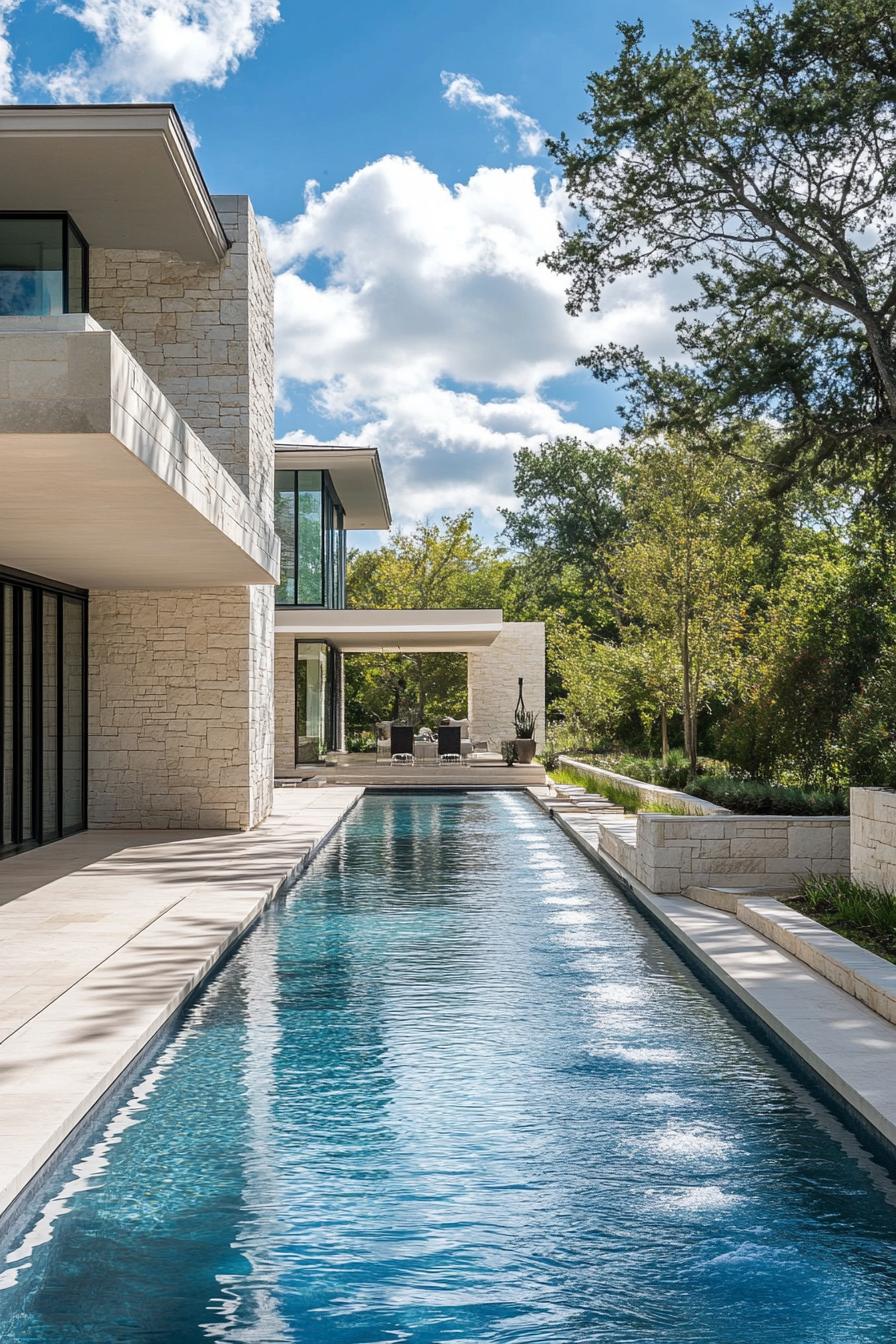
[0,569,87,857]
[294,641,341,763]
[274,470,345,609]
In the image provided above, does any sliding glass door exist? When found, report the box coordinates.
[0,571,87,857]
[294,641,341,763]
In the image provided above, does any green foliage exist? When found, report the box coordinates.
[549,765,692,814]
[346,731,376,754]
[797,875,896,962]
[514,708,538,739]
[686,775,846,816]
[593,749,694,791]
[840,646,896,790]
[345,513,508,731]
[501,741,518,766]
[548,0,896,512]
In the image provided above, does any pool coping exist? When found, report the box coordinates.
[530,791,896,1157]
[0,788,363,1226]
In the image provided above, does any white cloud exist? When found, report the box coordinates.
[263,154,679,533]
[440,70,545,157]
[0,0,20,101]
[28,0,279,101]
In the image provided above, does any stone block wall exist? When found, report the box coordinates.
[86,194,277,831]
[89,195,275,517]
[851,787,896,893]
[89,588,271,830]
[636,814,850,895]
[274,634,296,775]
[467,622,545,751]
[556,756,726,816]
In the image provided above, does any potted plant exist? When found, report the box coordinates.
[514,707,539,764]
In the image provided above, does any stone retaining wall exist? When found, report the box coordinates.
[851,787,896,893]
[636,813,850,895]
[556,757,726,815]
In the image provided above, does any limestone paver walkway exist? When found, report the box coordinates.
[0,786,362,1222]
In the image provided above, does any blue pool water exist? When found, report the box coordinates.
[2,792,896,1343]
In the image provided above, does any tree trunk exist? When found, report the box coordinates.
[681,619,697,773]
[415,654,426,726]
[660,704,669,763]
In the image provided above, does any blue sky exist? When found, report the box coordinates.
[1,0,746,540]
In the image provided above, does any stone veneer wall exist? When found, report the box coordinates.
[89,589,272,829]
[467,622,545,751]
[635,814,850,895]
[87,196,276,830]
[850,787,896,893]
[274,634,296,775]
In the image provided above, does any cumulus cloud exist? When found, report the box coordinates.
[440,70,545,157]
[263,154,679,532]
[0,0,20,101]
[28,0,279,101]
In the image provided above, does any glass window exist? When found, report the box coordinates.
[42,594,58,840]
[2,586,12,848]
[0,215,88,316]
[67,221,86,314]
[295,642,328,763]
[274,470,297,604]
[0,217,64,316]
[62,598,84,832]
[20,591,32,843]
[297,471,323,605]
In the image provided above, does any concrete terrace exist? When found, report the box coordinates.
[0,787,362,1223]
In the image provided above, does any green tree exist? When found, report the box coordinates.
[346,513,509,729]
[613,439,755,770]
[500,437,625,635]
[548,0,896,509]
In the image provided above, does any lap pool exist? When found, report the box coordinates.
[2,791,896,1342]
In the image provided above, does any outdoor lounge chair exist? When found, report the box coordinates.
[390,725,416,766]
[437,725,463,765]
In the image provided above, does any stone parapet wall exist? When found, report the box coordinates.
[89,588,272,830]
[851,788,896,893]
[467,622,545,751]
[635,813,850,895]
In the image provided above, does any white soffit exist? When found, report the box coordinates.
[0,104,228,262]
[274,608,503,652]
[275,444,391,530]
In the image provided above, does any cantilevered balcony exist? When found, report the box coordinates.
[0,316,278,589]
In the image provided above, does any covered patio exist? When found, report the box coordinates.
[273,608,545,784]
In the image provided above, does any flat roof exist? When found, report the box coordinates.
[275,443,392,530]
[0,104,228,262]
[274,607,503,652]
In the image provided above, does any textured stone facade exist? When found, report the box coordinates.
[634,813,850,895]
[467,622,545,750]
[274,634,296,775]
[89,590,270,829]
[89,195,274,515]
[85,195,276,830]
[851,788,896,893]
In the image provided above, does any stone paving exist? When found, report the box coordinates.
[0,787,362,1222]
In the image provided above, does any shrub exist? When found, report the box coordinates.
[798,875,896,961]
[346,731,376,753]
[686,775,846,815]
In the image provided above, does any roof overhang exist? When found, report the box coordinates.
[275,608,503,652]
[0,104,228,262]
[275,443,391,530]
[0,318,277,589]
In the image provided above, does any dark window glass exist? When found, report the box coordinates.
[274,470,297,604]
[0,217,64,316]
[295,641,328,762]
[297,471,323,605]
[67,221,85,314]
[1,586,12,848]
[42,594,58,839]
[20,590,32,842]
[62,598,84,832]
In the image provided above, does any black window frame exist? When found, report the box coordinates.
[0,565,88,858]
[0,211,90,316]
[275,469,346,610]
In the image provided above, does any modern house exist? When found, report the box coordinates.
[0,102,544,859]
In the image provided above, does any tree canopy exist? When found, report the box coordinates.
[547,0,896,513]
